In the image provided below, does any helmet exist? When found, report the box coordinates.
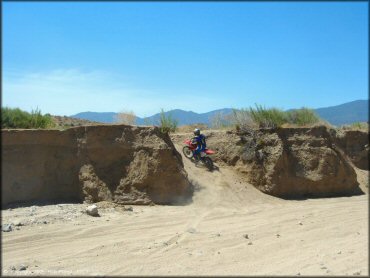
[193,128,200,136]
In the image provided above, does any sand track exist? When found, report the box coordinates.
[1,143,368,276]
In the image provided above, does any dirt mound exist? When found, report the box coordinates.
[2,125,192,208]
[172,126,362,198]
[331,129,369,170]
[247,127,361,198]
[51,115,101,128]
[176,124,209,133]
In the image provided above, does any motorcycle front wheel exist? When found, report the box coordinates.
[203,157,214,171]
[182,146,193,159]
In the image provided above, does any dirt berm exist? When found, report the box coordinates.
[331,129,369,170]
[2,125,193,208]
[173,126,365,198]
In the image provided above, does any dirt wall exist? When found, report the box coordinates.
[176,126,363,199]
[2,125,192,208]
[331,129,369,170]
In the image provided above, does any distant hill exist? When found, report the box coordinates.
[314,100,368,126]
[71,108,234,126]
[138,108,234,126]
[70,100,368,127]
[71,112,117,123]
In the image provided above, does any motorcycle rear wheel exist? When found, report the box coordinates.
[182,146,193,159]
[203,157,213,171]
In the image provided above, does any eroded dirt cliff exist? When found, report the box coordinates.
[331,129,369,170]
[172,126,365,198]
[2,125,192,208]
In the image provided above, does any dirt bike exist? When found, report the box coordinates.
[182,139,215,171]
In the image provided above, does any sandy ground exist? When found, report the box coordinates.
[1,143,368,276]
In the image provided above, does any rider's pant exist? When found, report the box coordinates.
[194,145,206,159]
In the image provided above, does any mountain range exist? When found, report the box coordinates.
[71,99,368,127]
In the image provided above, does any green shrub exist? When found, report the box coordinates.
[286,108,321,126]
[233,105,323,129]
[1,107,55,129]
[248,104,287,128]
[158,109,178,133]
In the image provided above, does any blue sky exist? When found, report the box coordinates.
[3,2,368,117]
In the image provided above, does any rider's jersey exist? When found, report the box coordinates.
[193,134,206,149]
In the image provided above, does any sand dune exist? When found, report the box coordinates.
[2,143,368,276]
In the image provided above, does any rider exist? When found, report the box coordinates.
[192,128,207,161]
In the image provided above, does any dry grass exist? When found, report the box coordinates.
[281,119,334,129]
[340,122,369,131]
[114,110,137,125]
[176,123,209,133]
[210,111,233,129]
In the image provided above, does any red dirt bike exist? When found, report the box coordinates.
[182,139,215,171]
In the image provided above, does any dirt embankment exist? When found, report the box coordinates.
[331,129,369,170]
[51,115,102,128]
[2,127,368,276]
[2,125,192,208]
[172,126,366,198]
